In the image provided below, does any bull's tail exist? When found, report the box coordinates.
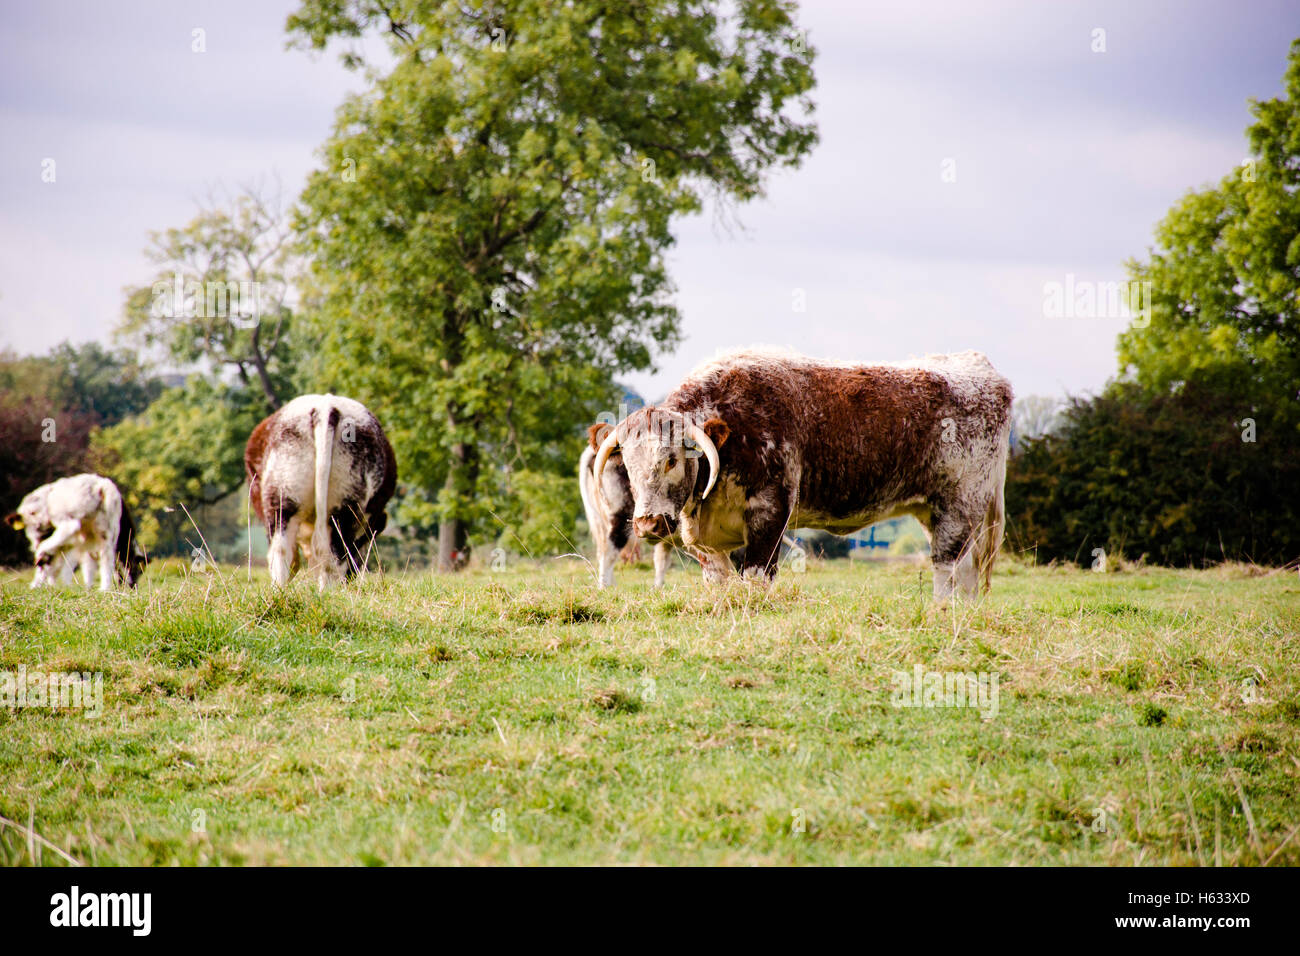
[977,444,1008,593]
[311,404,341,585]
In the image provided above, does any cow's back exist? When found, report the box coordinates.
[665,349,1012,516]
[246,394,396,523]
[44,474,118,527]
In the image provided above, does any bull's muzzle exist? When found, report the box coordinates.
[634,514,677,540]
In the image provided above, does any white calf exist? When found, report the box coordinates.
[6,474,146,591]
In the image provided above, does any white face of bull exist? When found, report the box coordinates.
[593,409,729,541]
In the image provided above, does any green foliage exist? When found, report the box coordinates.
[116,187,300,412]
[493,469,583,557]
[0,341,163,428]
[1119,39,1300,401]
[91,378,265,554]
[1006,372,1300,567]
[290,0,818,556]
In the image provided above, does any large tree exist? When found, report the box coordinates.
[1119,38,1300,406]
[289,0,818,569]
[117,185,300,411]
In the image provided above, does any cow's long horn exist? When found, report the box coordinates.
[592,426,621,493]
[686,422,721,500]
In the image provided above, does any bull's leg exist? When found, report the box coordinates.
[78,553,96,588]
[267,512,301,586]
[33,520,79,562]
[96,540,114,592]
[652,542,668,588]
[58,552,83,587]
[310,511,345,590]
[597,537,616,588]
[32,521,80,588]
[328,506,364,580]
[929,503,981,601]
[697,549,733,583]
[358,502,387,576]
[737,495,792,584]
[268,525,299,585]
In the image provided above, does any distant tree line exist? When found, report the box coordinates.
[1007,368,1298,566]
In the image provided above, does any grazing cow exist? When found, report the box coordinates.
[5,474,146,591]
[244,394,396,588]
[592,348,1013,600]
[579,426,669,588]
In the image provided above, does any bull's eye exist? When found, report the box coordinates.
[665,455,677,473]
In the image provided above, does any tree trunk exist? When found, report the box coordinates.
[436,515,468,572]
[436,433,477,572]
[436,311,477,572]
[249,322,280,410]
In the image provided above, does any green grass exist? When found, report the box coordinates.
[1,554,1298,866]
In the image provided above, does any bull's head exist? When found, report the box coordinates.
[591,409,730,540]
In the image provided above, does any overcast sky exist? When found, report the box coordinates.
[1,0,1295,403]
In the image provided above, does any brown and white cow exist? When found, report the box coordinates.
[244,394,396,588]
[579,426,669,588]
[592,348,1013,600]
[5,474,146,591]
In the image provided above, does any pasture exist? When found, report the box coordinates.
[1,556,1297,866]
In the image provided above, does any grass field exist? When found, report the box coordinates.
[1,554,1298,866]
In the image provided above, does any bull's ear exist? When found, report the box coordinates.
[4,513,22,530]
[701,417,730,449]
[588,422,613,451]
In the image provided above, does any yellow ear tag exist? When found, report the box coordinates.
[11,519,23,529]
